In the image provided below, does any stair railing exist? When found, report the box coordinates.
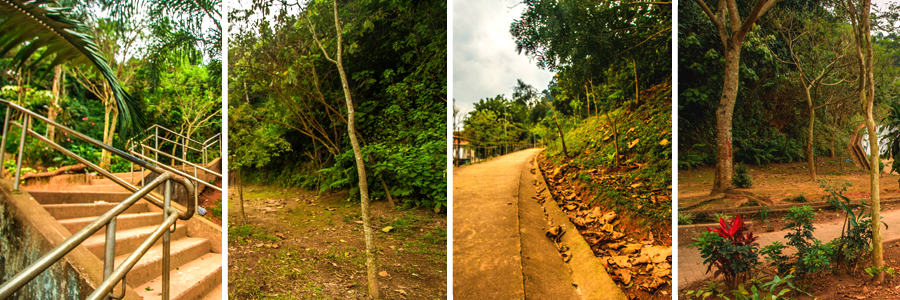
[0,99,196,300]
[128,125,222,198]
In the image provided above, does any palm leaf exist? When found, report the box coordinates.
[0,0,145,138]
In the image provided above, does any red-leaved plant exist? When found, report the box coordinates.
[691,214,760,289]
[707,214,758,246]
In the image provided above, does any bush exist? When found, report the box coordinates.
[824,181,874,272]
[820,180,852,210]
[763,205,831,278]
[733,164,753,188]
[679,212,695,225]
[690,215,760,289]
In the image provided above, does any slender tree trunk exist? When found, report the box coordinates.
[712,41,742,194]
[633,59,640,105]
[807,87,816,181]
[606,109,619,167]
[49,65,62,141]
[553,110,569,159]
[239,168,245,220]
[848,0,883,282]
[320,0,379,297]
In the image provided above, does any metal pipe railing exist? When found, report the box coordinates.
[10,122,196,220]
[0,99,198,300]
[129,150,222,192]
[0,173,171,298]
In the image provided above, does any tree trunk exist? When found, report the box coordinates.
[605,109,619,167]
[323,0,379,296]
[239,167,245,220]
[553,110,569,159]
[712,41,742,195]
[807,87,816,181]
[49,65,62,141]
[849,0,883,282]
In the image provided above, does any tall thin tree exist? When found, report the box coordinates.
[305,0,380,297]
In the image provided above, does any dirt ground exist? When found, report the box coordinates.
[197,177,222,226]
[538,155,673,299]
[681,240,900,299]
[227,185,447,299]
[679,157,900,211]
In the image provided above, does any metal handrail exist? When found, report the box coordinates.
[128,124,222,196]
[0,173,177,299]
[0,99,196,300]
[131,147,222,192]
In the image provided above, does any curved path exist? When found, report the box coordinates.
[453,149,625,299]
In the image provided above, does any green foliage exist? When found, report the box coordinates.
[691,231,760,290]
[209,198,222,219]
[730,274,810,300]
[679,212,695,225]
[690,216,760,289]
[865,265,896,278]
[821,180,852,210]
[0,0,145,138]
[229,0,445,213]
[759,205,771,227]
[763,205,832,278]
[228,224,280,244]
[732,164,753,188]
[824,180,874,271]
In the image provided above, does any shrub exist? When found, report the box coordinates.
[825,181,874,272]
[763,205,831,278]
[679,212,695,225]
[820,180,852,210]
[690,215,760,289]
[733,164,753,188]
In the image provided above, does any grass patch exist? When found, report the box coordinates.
[229,224,281,244]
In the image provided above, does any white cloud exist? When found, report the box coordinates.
[452,0,554,117]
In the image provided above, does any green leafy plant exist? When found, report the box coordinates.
[821,180,852,210]
[680,212,695,225]
[714,212,732,222]
[759,205,771,228]
[732,164,754,188]
[690,215,760,289]
[730,274,811,300]
[865,265,895,279]
[763,205,831,278]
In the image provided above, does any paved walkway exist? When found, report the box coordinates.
[453,149,582,299]
[678,208,900,288]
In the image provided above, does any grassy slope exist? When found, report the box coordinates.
[543,82,672,224]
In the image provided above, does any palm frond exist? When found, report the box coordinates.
[0,0,145,138]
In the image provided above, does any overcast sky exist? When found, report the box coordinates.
[453,0,555,119]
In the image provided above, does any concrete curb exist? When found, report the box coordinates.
[684,196,900,216]
[533,153,628,300]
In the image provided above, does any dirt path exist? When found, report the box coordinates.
[678,208,900,289]
[228,186,446,299]
[453,149,624,299]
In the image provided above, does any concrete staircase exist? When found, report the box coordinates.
[23,171,222,300]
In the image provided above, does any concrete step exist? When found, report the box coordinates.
[58,212,163,236]
[42,202,149,220]
[29,191,133,204]
[133,253,222,300]
[83,224,188,259]
[71,184,132,193]
[199,285,222,300]
[114,237,211,285]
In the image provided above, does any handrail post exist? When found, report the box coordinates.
[155,127,159,163]
[162,179,171,300]
[13,115,29,191]
[104,217,116,298]
[0,105,11,178]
